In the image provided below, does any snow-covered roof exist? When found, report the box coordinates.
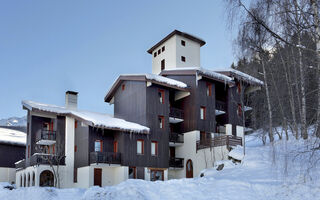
[104,73,189,102]
[216,68,264,86]
[122,74,188,89]
[22,100,150,134]
[161,67,234,85]
[0,127,26,146]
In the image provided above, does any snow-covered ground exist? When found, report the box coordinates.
[1,129,319,200]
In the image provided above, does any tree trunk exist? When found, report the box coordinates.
[261,58,274,142]
[311,0,320,137]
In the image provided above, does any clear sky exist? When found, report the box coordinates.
[0,0,237,119]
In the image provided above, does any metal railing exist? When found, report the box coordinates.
[169,157,184,168]
[15,159,25,170]
[90,152,121,165]
[30,154,65,166]
[196,135,242,151]
[216,100,226,111]
[169,132,184,143]
[169,107,184,119]
[40,130,56,141]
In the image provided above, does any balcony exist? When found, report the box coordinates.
[169,132,184,146]
[15,159,25,171]
[36,130,56,145]
[169,107,184,123]
[196,135,242,151]
[90,152,121,165]
[169,157,184,169]
[30,153,65,166]
[215,100,226,115]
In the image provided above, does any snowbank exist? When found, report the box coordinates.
[1,129,320,200]
[22,100,150,134]
[0,128,26,146]
[228,145,244,160]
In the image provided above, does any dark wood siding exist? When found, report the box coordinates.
[0,144,25,168]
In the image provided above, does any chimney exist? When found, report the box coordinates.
[65,91,78,110]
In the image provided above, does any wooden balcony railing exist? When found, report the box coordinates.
[169,157,184,168]
[169,107,184,119]
[30,154,65,166]
[216,100,227,111]
[15,159,25,170]
[90,152,121,165]
[169,132,184,143]
[196,135,242,151]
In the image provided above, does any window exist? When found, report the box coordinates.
[122,84,125,91]
[150,170,164,181]
[154,52,157,57]
[161,59,165,71]
[181,40,186,46]
[206,83,212,96]
[151,141,158,156]
[200,106,206,120]
[158,49,161,55]
[237,104,242,117]
[162,46,165,52]
[129,167,137,179]
[113,141,118,153]
[181,56,186,62]
[75,121,78,129]
[159,116,164,129]
[137,140,144,154]
[237,82,241,93]
[158,89,165,104]
[94,140,103,152]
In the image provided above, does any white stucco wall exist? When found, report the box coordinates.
[64,116,75,188]
[236,125,245,146]
[151,34,201,74]
[0,167,16,184]
[152,35,177,74]
[226,124,232,135]
[169,130,229,179]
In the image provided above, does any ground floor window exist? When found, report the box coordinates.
[129,167,136,179]
[150,169,164,181]
[39,170,54,187]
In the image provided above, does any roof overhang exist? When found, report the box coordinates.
[147,30,206,54]
[104,75,190,103]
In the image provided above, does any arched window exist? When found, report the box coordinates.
[32,172,35,186]
[27,173,30,187]
[39,170,54,187]
[20,175,22,187]
[23,174,26,187]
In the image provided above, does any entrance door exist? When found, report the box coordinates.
[94,168,102,187]
[186,159,193,178]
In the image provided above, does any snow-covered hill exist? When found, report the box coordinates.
[0,116,26,126]
[0,129,319,200]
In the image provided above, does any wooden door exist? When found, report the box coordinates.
[186,159,193,178]
[94,168,102,187]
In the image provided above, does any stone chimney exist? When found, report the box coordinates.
[65,91,78,110]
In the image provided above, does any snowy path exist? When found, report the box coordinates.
[1,133,319,200]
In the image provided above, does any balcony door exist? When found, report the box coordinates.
[186,159,193,178]
[94,168,102,187]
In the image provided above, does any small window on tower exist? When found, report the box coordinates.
[122,84,125,91]
[181,56,186,62]
[158,49,161,55]
[162,46,165,52]
[161,59,165,71]
[154,52,157,57]
[206,83,212,96]
[181,40,186,46]
[200,106,206,120]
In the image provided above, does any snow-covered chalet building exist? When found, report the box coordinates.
[15,30,263,188]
